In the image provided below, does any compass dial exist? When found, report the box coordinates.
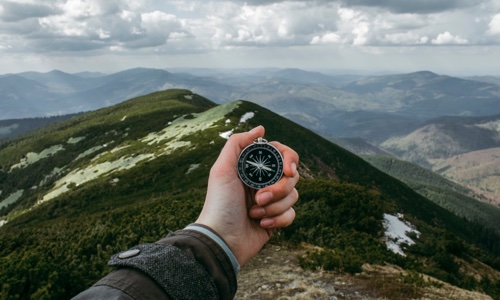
[237,140,284,189]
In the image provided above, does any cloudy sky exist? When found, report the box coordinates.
[1,0,500,75]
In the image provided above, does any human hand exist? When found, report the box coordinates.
[195,125,299,265]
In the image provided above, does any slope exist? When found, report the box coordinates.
[362,155,500,231]
[433,148,500,198]
[0,89,499,299]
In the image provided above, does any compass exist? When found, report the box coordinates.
[237,137,284,189]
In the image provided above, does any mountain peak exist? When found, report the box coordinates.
[406,70,439,78]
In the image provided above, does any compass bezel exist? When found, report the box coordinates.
[237,141,284,189]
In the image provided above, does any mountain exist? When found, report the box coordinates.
[3,68,500,160]
[341,71,500,118]
[0,89,499,299]
[17,70,100,94]
[381,114,500,165]
[465,76,500,86]
[0,114,80,144]
[379,114,500,203]
[0,74,58,119]
[433,148,500,197]
[0,68,234,120]
[329,137,393,155]
[363,155,500,230]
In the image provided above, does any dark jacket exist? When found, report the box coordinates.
[72,224,239,300]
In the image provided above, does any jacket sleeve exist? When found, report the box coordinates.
[72,224,239,300]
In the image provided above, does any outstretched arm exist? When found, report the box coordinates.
[73,125,300,299]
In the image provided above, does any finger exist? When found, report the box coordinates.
[210,125,265,177]
[255,169,299,206]
[270,141,299,178]
[260,207,296,229]
[249,188,298,219]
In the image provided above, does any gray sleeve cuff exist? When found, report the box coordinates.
[184,224,241,275]
[108,243,218,300]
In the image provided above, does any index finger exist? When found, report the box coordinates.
[270,141,299,178]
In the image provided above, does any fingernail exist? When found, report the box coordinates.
[261,218,274,228]
[256,191,273,206]
[250,125,261,133]
[291,162,297,175]
[251,207,266,218]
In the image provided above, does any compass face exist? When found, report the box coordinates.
[237,142,284,189]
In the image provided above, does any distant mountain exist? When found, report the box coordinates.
[341,71,500,117]
[465,75,500,86]
[381,114,500,164]
[3,68,500,154]
[0,68,234,120]
[363,154,500,230]
[0,74,58,119]
[380,114,500,201]
[433,147,500,197]
[0,114,80,144]
[330,137,393,155]
[17,70,100,94]
[0,89,498,299]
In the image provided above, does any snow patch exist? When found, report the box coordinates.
[111,145,131,153]
[40,154,154,203]
[40,167,66,187]
[186,164,200,174]
[10,145,65,171]
[240,112,255,123]
[75,145,106,160]
[67,136,85,144]
[383,213,420,256]
[142,101,240,147]
[164,141,192,154]
[184,95,193,100]
[0,219,7,227]
[121,116,127,121]
[219,129,234,139]
[219,111,257,139]
[0,190,24,209]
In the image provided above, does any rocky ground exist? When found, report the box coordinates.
[235,244,492,300]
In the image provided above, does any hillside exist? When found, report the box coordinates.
[0,90,499,299]
[0,115,80,144]
[379,114,500,201]
[363,155,500,230]
[433,148,500,198]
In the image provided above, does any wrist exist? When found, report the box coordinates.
[185,224,240,275]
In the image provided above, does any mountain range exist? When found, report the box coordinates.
[2,67,499,210]
[0,90,499,299]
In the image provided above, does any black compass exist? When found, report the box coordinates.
[237,137,284,189]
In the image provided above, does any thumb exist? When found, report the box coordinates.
[215,126,266,168]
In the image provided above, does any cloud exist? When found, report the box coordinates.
[340,0,481,14]
[488,14,500,35]
[1,0,500,75]
[311,32,341,45]
[0,1,61,22]
[431,31,469,44]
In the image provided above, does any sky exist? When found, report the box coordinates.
[1,0,500,75]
